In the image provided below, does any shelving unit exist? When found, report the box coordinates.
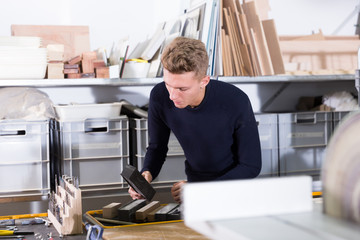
[0,73,355,87]
[0,73,356,113]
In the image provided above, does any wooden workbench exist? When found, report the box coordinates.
[102,221,209,240]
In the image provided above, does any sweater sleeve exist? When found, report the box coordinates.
[216,97,262,180]
[141,85,171,180]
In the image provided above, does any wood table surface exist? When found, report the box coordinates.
[102,221,210,240]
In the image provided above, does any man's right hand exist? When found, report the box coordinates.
[128,171,153,199]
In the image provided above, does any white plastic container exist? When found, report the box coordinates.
[278,111,332,178]
[0,119,49,198]
[51,116,129,194]
[255,113,279,177]
[54,102,123,121]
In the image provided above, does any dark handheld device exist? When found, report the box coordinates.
[121,164,156,201]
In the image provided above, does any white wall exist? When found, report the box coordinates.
[268,0,360,36]
[2,0,359,52]
[0,0,189,54]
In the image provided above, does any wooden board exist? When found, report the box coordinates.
[11,25,90,61]
[243,1,274,75]
[280,40,360,72]
[254,0,271,20]
[223,7,241,76]
[279,35,359,41]
[237,5,257,76]
[103,221,209,240]
[262,19,285,74]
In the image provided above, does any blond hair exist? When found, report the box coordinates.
[161,37,209,78]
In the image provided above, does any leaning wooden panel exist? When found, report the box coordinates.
[228,6,249,75]
[243,1,274,75]
[238,10,257,75]
[262,19,285,74]
[221,29,230,76]
[223,7,242,76]
[249,28,262,76]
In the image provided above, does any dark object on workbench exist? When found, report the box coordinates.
[155,203,179,221]
[121,164,156,201]
[167,205,182,221]
[117,199,147,222]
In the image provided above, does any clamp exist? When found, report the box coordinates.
[85,222,103,240]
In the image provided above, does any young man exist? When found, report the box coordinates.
[129,36,261,203]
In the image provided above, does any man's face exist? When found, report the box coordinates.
[163,69,209,109]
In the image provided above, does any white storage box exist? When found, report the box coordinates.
[130,118,186,185]
[51,116,129,195]
[0,119,49,198]
[278,112,332,178]
[54,102,123,121]
[255,113,278,177]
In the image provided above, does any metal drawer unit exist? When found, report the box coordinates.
[0,119,49,198]
[130,118,186,185]
[278,112,332,178]
[51,116,129,196]
[255,113,279,177]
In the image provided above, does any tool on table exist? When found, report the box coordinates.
[5,226,18,231]
[0,235,25,239]
[21,217,46,225]
[85,222,103,240]
[0,230,33,236]
[0,219,15,227]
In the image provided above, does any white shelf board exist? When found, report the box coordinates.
[0,77,163,87]
[219,74,355,83]
[0,74,355,87]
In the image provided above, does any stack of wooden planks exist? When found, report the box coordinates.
[279,32,360,75]
[220,0,285,76]
[11,25,110,79]
[65,52,109,79]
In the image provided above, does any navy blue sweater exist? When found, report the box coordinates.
[142,79,261,182]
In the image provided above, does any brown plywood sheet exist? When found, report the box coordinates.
[223,7,241,76]
[103,221,209,240]
[262,19,285,74]
[243,1,274,75]
[11,25,90,61]
[280,40,360,72]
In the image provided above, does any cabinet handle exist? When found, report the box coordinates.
[0,130,26,136]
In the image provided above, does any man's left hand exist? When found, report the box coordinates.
[171,180,187,203]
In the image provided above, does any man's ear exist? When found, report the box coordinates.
[200,76,210,88]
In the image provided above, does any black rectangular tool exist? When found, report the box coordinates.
[118,199,147,222]
[155,203,179,221]
[121,164,156,201]
[167,205,181,220]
